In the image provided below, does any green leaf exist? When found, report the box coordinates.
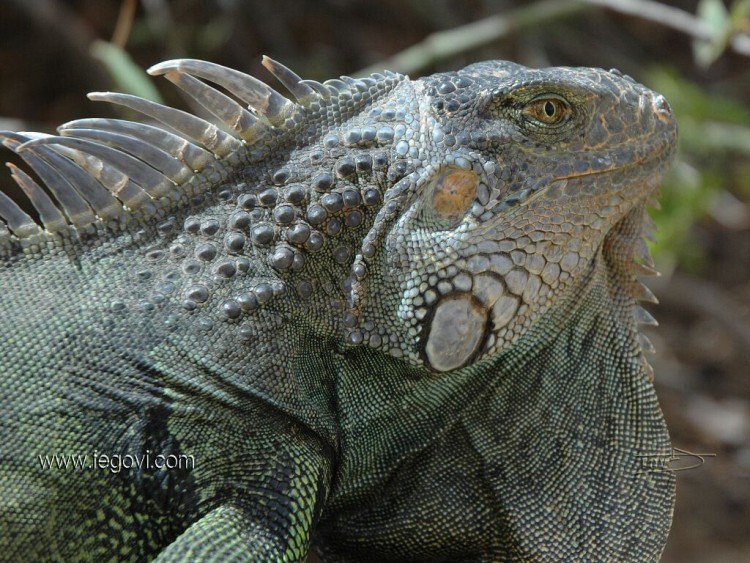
[645,66,750,271]
[90,40,163,103]
[645,67,750,124]
[730,0,750,25]
[693,0,732,67]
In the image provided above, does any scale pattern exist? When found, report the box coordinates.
[0,57,677,561]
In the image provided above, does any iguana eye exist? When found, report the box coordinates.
[522,96,571,125]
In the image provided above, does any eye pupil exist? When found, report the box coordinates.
[520,96,570,126]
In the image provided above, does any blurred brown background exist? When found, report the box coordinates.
[0,0,748,560]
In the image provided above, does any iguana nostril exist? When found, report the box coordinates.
[653,95,673,121]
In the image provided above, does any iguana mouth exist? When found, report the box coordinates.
[556,140,676,183]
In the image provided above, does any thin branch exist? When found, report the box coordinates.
[356,0,589,76]
[590,0,750,57]
[356,0,750,77]
[111,0,138,49]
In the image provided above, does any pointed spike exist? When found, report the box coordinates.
[61,118,215,171]
[4,132,96,227]
[0,189,42,238]
[35,143,153,212]
[642,214,658,243]
[148,59,294,126]
[324,78,351,95]
[642,358,655,382]
[643,229,658,244]
[1,130,41,150]
[19,143,124,222]
[639,333,656,354]
[6,163,67,232]
[261,56,316,105]
[341,76,368,92]
[22,136,174,199]
[60,128,193,184]
[0,134,66,229]
[88,92,240,157]
[161,70,264,141]
[635,237,655,268]
[634,305,659,326]
[300,79,332,99]
[633,280,659,304]
[633,261,660,277]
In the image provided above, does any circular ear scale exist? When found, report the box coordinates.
[424,294,487,372]
[428,168,478,225]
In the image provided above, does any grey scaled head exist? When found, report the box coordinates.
[350,60,677,373]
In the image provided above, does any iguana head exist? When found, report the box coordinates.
[349,61,677,372]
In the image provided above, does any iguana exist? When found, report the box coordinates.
[0,56,677,561]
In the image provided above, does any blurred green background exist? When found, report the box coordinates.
[0,0,748,560]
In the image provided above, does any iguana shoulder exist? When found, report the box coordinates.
[0,57,677,561]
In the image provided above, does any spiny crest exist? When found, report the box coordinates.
[0,57,399,259]
[631,206,661,381]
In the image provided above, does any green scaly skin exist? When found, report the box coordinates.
[0,58,677,561]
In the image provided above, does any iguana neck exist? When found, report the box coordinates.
[329,207,663,483]
[319,245,673,559]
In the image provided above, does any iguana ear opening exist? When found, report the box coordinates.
[344,162,491,371]
[424,168,478,229]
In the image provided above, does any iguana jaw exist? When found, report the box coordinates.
[410,137,674,374]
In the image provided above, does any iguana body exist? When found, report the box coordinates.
[0,57,676,561]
